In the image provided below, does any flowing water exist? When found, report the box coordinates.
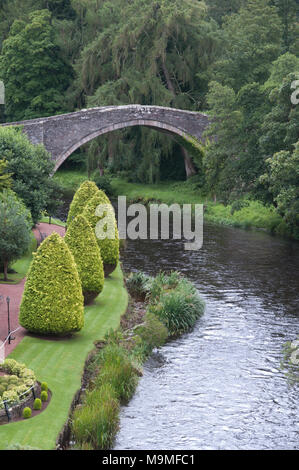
[115,222,299,450]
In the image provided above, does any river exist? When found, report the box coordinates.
[115,222,299,450]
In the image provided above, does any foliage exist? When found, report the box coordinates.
[0,189,32,281]
[260,141,299,238]
[41,382,48,392]
[19,232,84,335]
[125,271,152,300]
[82,191,119,268]
[65,214,104,303]
[70,0,220,182]
[91,173,115,197]
[33,398,42,410]
[0,159,12,190]
[67,180,99,227]
[149,275,205,335]
[0,359,36,408]
[0,126,55,224]
[40,391,48,402]
[95,344,139,403]
[0,9,72,121]
[72,384,119,450]
[135,312,169,354]
[23,407,32,419]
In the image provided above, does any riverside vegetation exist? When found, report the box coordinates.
[70,270,205,450]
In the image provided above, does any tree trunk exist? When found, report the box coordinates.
[182,147,197,179]
[3,260,8,282]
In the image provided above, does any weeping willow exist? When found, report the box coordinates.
[71,0,220,182]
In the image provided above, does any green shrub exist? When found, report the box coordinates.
[40,382,48,392]
[150,278,205,335]
[67,180,100,227]
[149,271,182,302]
[23,407,32,419]
[91,173,114,197]
[126,271,152,300]
[41,391,48,402]
[72,383,119,450]
[0,359,36,408]
[82,192,119,269]
[135,312,168,353]
[65,215,104,304]
[19,233,84,336]
[33,398,42,410]
[95,344,139,403]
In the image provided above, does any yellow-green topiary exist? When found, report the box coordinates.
[19,232,84,336]
[82,191,119,276]
[67,180,99,227]
[65,214,105,304]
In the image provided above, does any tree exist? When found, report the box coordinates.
[260,141,299,237]
[212,0,283,91]
[82,191,119,274]
[71,0,221,181]
[0,189,32,281]
[67,180,99,226]
[205,0,245,24]
[19,232,84,335]
[0,159,12,191]
[260,72,299,159]
[271,0,298,51]
[0,9,73,121]
[0,126,55,224]
[65,214,104,304]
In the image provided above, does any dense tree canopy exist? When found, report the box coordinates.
[0,9,72,121]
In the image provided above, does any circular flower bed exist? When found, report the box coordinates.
[0,359,36,408]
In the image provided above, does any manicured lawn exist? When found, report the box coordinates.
[0,236,37,284]
[0,265,128,450]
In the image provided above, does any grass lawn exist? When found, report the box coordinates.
[111,177,283,233]
[39,216,66,228]
[0,236,37,284]
[0,265,128,450]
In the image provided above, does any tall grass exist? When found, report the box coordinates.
[95,344,139,403]
[72,384,119,450]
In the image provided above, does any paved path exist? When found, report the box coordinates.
[0,223,65,357]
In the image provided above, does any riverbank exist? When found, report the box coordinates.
[53,170,290,239]
[66,271,205,450]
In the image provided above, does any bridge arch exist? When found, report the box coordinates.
[54,118,188,172]
[1,105,210,174]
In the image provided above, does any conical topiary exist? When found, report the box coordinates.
[19,232,84,336]
[65,214,105,305]
[67,180,99,227]
[82,191,119,276]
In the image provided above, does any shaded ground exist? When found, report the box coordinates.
[0,223,66,357]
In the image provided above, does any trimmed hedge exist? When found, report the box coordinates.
[19,232,84,336]
[65,215,105,304]
[82,191,119,271]
[67,180,99,227]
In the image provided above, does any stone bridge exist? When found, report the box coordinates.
[2,105,210,172]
